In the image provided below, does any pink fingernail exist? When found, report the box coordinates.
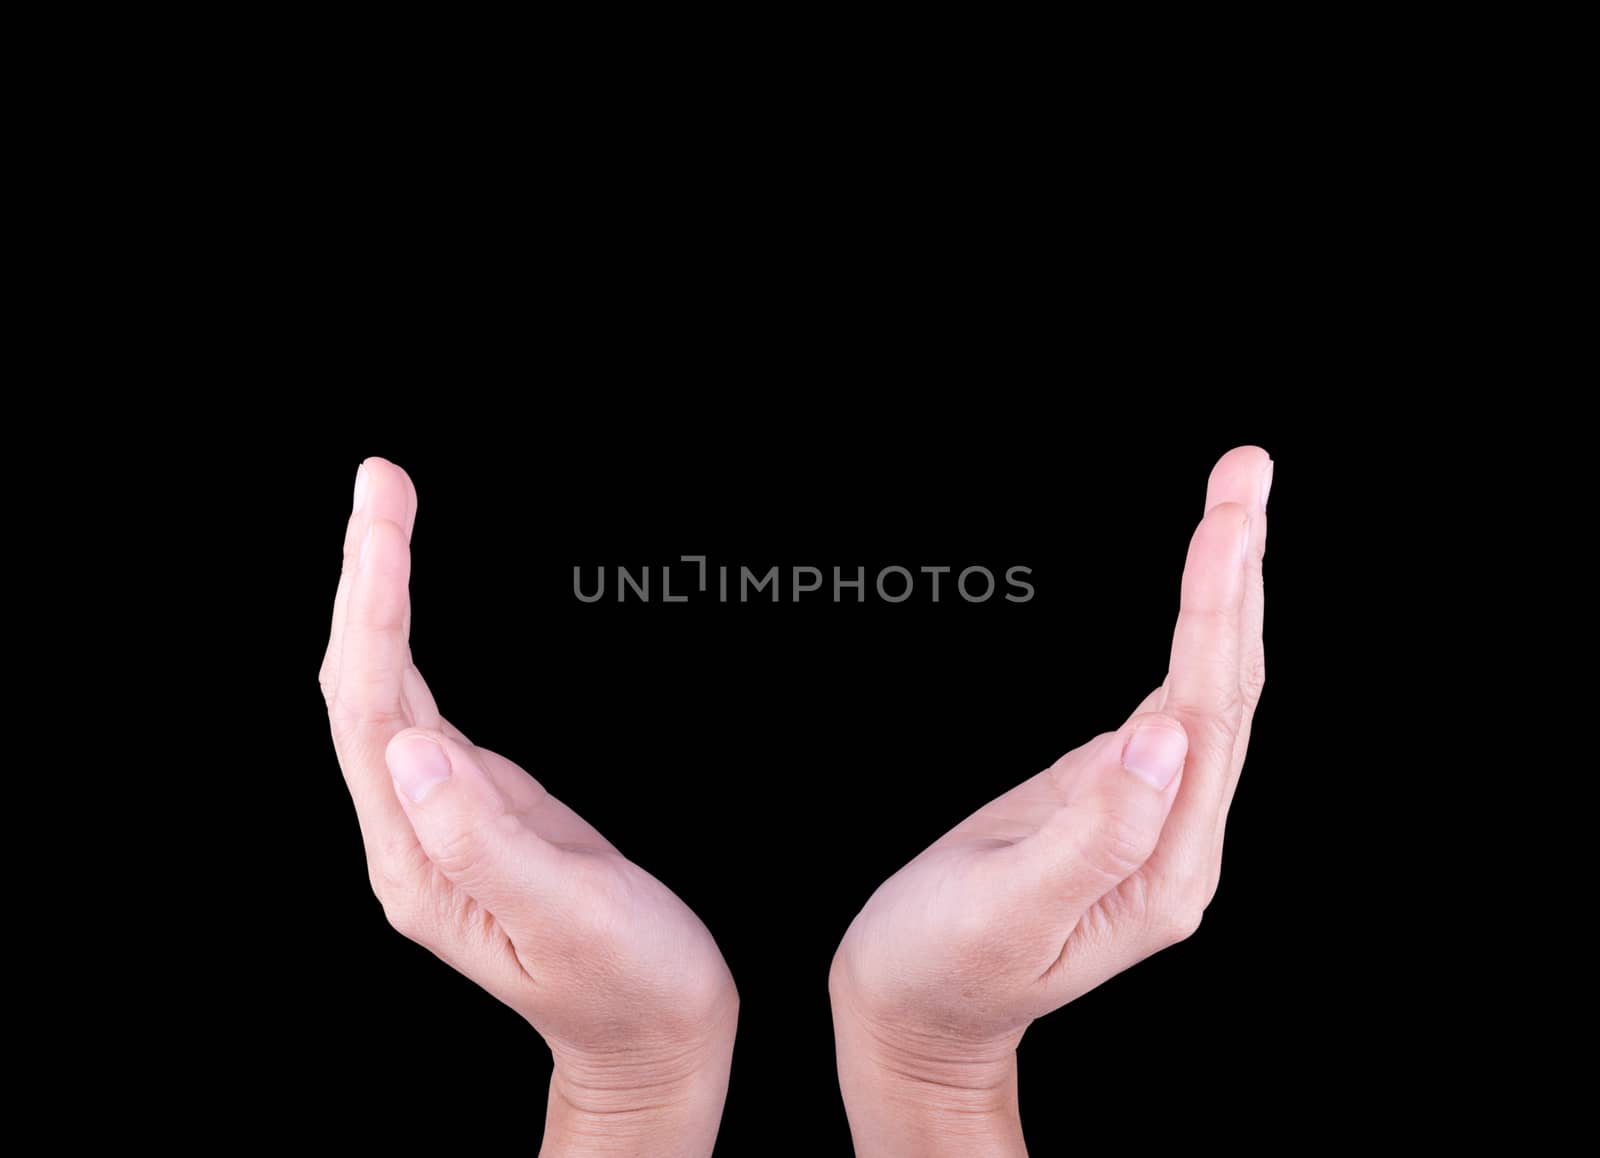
[1122,726,1187,789]
[353,463,368,514]
[359,524,374,570]
[1260,460,1273,510]
[389,735,452,803]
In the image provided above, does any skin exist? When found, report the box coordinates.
[319,458,737,1158]
[828,445,1272,1156]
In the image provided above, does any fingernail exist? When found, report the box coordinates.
[389,735,452,802]
[353,463,368,513]
[359,524,374,570]
[1259,460,1273,510]
[1122,726,1186,789]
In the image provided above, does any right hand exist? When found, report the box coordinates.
[829,446,1271,1156]
[319,457,738,1158]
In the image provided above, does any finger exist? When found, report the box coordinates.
[404,662,478,744]
[320,458,418,701]
[1207,708,1258,899]
[329,515,417,860]
[1203,450,1271,862]
[396,668,560,844]
[401,647,471,745]
[403,662,444,731]
[386,730,577,934]
[1150,501,1249,873]
[1203,445,1271,517]
[337,518,412,720]
[437,715,473,744]
[994,712,1188,927]
[1202,445,1271,712]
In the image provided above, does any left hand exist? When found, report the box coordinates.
[319,457,738,1158]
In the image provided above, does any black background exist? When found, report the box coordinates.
[232,400,1391,1153]
[160,98,1426,1144]
[37,19,1532,1143]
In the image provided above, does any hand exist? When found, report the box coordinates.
[319,458,737,1158]
[828,446,1272,1157]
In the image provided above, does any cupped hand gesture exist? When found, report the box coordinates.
[319,458,737,1158]
[829,446,1271,1157]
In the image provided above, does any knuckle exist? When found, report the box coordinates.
[318,659,336,705]
[1174,904,1206,942]
[1156,902,1205,946]
[1083,808,1158,881]
[381,896,420,940]
[1185,702,1242,763]
[325,690,406,743]
[1241,648,1267,708]
[1167,677,1246,734]
[1204,859,1224,909]
[1148,850,1221,946]
[368,865,420,939]
[566,857,632,937]
[1217,682,1246,731]
[432,823,491,879]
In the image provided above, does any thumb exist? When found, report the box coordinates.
[385,728,569,928]
[1000,712,1188,920]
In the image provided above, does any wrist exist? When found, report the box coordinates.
[829,965,1027,1158]
[540,988,738,1158]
